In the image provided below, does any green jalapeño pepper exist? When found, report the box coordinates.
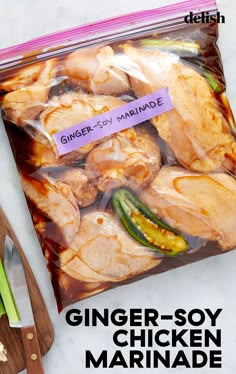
[112,188,188,257]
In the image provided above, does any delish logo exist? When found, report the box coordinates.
[184,11,225,24]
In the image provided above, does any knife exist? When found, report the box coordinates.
[3,235,44,374]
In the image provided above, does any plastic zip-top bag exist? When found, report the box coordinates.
[0,0,235,311]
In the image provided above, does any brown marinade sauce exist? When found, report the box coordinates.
[1,22,234,312]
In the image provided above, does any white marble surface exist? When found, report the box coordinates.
[0,0,236,373]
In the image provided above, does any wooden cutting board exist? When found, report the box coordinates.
[0,208,54,373]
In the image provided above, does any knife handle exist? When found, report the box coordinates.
[21,325,44,374]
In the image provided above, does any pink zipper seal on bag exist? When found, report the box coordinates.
[0,0,217,68]
[54,87,174,156]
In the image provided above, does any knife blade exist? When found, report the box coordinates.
[3,235,44,374]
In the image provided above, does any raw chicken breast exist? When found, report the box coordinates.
[140,166,236,249]
[21,173,80,246]
[2,59,57,126]
[63,46,130,95]
[122,44,236,173]
[85,125,161,191]
[40,92,125,136]
[61,211,162,283]
[0,62,45,91]
[30,134,94,168]
[30,92,126,166]
[44,166,98,207]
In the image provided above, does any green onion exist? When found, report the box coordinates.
[203,70,223,94]
[0,259,19,324]
[140,39,200,56]
[0,296,5,318]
